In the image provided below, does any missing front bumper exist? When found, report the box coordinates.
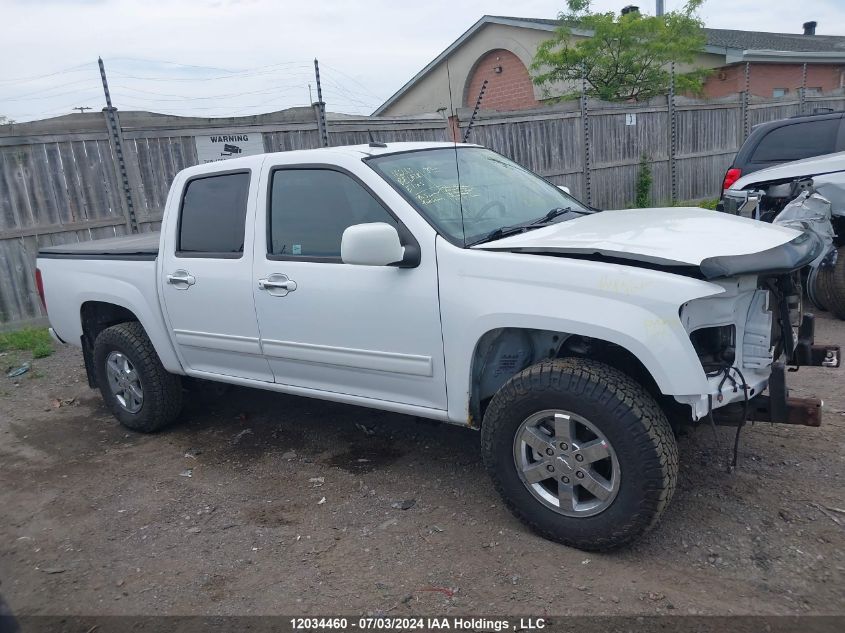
[747,395,823,427]
[712,361,823,427]
[791,314,841,368]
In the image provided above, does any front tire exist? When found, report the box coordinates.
[93,322,182,433]
[481,358,678,551]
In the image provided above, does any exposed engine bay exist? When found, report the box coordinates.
[721,168,845,319]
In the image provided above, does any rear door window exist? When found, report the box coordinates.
[751,119,839,164]
[178,172,250,257]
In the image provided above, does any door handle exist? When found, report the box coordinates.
[258,274,297,296]
[166,270,196,289]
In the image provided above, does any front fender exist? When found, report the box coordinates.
[436,242,725,424]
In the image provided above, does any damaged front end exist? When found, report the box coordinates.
[721,171,845,312]
[677,257,839,431]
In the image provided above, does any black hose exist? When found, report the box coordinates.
[728,366,751,471]
[706,394,721,461]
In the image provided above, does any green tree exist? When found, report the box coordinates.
[532,1,708,102]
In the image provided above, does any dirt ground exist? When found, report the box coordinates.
[1,315,843,618]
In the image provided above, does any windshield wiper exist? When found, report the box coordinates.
[467,207,581,247]
[529,206,576,224]
[466,224,529,247]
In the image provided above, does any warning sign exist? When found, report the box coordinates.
[195,133,265,163]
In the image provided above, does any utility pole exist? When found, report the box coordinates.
[73,106,92,114]
[98,57,139,233]
[313,59,329,147]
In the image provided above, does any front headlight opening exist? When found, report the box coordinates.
[690,325,736,373]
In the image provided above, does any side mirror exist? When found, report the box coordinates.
[557,185,572,195]
[341,222,405,266]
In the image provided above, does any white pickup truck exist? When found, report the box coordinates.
[37,142,838,550]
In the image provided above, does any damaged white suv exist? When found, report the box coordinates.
[37,143,839,550]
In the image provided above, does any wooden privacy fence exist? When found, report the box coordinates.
[3,91,845,326]
[458,91,845,209]
[0,108,449,327]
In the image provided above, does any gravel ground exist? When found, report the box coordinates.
[0,314,843,617]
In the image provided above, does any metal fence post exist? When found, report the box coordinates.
[741,62,751,142]
[98,58,138,233]
[313,59,329,147]
[312,102,327,149]
[580,73,592,206]
[463,79,488,143]
[668,63,677,204]
[800,63,808,114]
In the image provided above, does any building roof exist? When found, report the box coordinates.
[374,14,845,115]
[703,28,845,53]
[493,17,845,53]
[489,16,561,28]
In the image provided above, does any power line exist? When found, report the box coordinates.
[3,57,383,120]
[26,100,101,119]
[0,63,95,85]
[105,57,242,74]
[108,62,313,82]
[110,80,312,101]
[319,78,381,110]
[114,98,307,113]
[15,97,371,121]
[1,77,99,100]
[320,62,386,102]
[3,85,103,102]
[109,57,320,76]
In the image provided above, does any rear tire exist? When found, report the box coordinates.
[93,321,182,433]
[818,246,845,320]
[481,358,678,551]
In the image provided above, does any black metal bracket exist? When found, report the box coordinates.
[810,344,841,368]
[768,361,788,423]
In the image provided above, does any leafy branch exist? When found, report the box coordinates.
[532,1,709,102]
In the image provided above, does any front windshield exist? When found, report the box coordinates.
[368,147,590,245]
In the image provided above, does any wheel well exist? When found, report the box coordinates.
[79,302,140,388]
[80,301,139,344]
[469,328,670,426]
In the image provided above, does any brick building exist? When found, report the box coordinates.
[374,15,845,117]
[702,26,845,99]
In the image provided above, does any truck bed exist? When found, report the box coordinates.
[39,233,160,259]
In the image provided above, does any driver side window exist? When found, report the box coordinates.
[268,168,397,260]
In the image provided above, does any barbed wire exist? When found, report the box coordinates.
[0,58,386,121]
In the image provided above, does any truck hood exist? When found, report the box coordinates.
[473,207,818,278]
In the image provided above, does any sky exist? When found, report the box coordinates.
[1,0,844,122]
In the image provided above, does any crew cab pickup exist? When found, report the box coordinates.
[37,142,838,551]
